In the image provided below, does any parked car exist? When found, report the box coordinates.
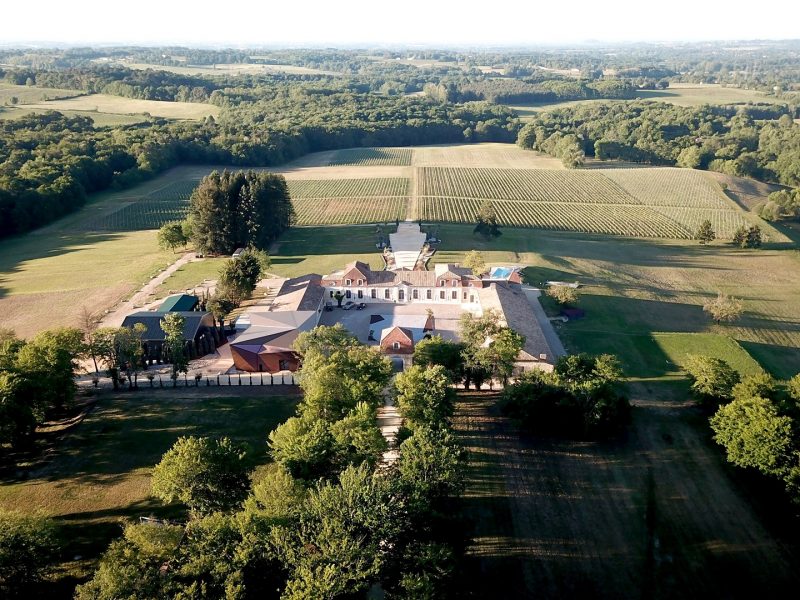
[342,301,356,310]
[356,302,367,310]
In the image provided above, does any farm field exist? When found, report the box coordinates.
[455,387,800,599]
[123,61,338,77]
[22,93,220,120]
[0,391,299,592]
[326,147,413,166]
[0,105,148,126]
[0,82,81,105]
[417,166,754,239]
[509,84,785,121]
[289,177,410,224]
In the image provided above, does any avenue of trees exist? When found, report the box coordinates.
[684,357,800,504]
[76,325,469,599]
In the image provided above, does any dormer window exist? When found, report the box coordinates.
[345,279,352,286]
[393,342,400,350]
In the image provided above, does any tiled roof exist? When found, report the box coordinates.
[477,283,554,363]
[271,274,325,312]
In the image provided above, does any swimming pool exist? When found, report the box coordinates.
[489,266,514,279]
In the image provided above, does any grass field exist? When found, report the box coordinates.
[653,333,764,377]
[0,105,148,126]
[417,167,751,239]
[455,388,800,599]
[427,225,800,379]
[289,177,410,224]
[0,82,81,105]
[124,61,338,77]
[150,257,229,300]
[510,83,784,121]
[22,93,220,120]
[0,390,299,591]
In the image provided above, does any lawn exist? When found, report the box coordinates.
[0,391,299,593]
[0,230,172,338]
[23,93,220,120]
[149,257,229,300]
[0,82,82,105]
[428,225,800,379]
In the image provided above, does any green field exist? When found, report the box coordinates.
[289,177,410,224]
[417,167,751,239]
[427,225,800,379]
[653,333,764,377]
[326,147,413,166]
[0,391,298,590]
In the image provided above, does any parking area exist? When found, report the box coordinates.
[319,302,475,345]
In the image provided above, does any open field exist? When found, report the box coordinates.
[510,84,785,121]
[0,82,81,105]
[289,177,410,224]
[429,225,800,378]
[326,147,413,166]
[455,390,800,599]
[417,167,753,239]
[0,105,148,126]
[0,390,299,591]
[652,333,765,376]
[123,61,338,77]
[22,93,220,120]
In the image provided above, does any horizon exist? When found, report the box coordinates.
[4,0,799,47]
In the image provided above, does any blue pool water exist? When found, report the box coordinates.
[489,267,513,278]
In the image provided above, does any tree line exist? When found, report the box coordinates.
[518,101,800,190]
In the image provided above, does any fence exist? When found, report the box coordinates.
[80,371,300,391]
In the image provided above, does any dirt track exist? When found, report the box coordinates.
[455,390,800,599]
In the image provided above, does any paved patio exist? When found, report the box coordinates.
[388,222,427,270]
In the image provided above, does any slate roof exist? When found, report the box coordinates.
[121,311,214,342]
[271,274,325,312]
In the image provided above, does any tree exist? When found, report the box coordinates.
[293,324,359,360]
[459,310,523,387]
[703,292,744,323]
[695,219,716,245]
[684,355,740,404]
[329,402,387,469]
[473,201,501,239]
[91,325,145,390]
[0,510,58,595]
[710,395,794,478]
[160,313,188,386]
[15,327,84,412]
[732,372,777,402]
[732,224,762,248]
[788,374,800,405]
[394,365,456,430]
[268,416,335,480]
[157,221,188,253]
[216,249,267,306]
[546,285,578,306]
[397,427,466,512]
[412,336,465,382]
[462,250,486,277]
[244,464,306,522]
[206,293,236,332]
[151,436,250,515]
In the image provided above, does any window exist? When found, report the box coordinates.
[345,279,351,286]
[278,359,288,371]
[357,290,363,299]
[357,279,363,286]
[385,289,390,299]
[426,289,432,300]
[463,291,467,300]
[452,290,457,300]
[439,290,445,300]
[452,280,458,287]
[329,291,334,298]
[346,290,351,298]
[412,289,419,300]
[470,295,475,303]
[439,280,446,287]
[398,289,405,300]
[371,289,377,299]
[393,342,400,350]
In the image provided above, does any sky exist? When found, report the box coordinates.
[4,0,797,46]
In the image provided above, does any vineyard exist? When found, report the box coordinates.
[287,178,409,198]
[416,167,750,239]
[83,179,199,231]
[326,147,413,166]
